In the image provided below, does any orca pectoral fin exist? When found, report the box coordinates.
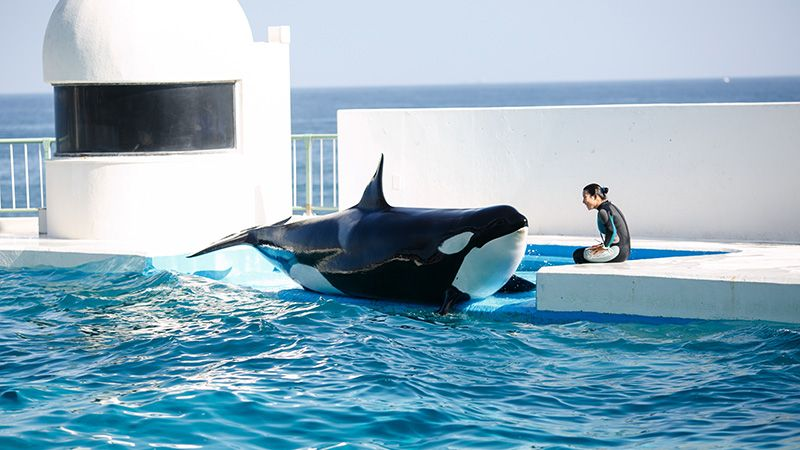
[438,287,470,315]
[497,275,536,293]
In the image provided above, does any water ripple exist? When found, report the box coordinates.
[0,268,799,448]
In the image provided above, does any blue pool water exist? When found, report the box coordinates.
[2,247,799,448]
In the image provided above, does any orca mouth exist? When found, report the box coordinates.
[511,216,529,231]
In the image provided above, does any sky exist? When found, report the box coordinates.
[1,0,799,93]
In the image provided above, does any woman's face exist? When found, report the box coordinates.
[582,190,603,210]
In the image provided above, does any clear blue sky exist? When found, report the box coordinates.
[1,0,799,93]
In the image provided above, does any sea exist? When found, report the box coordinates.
[1,79,800,448]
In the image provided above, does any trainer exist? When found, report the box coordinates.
[573,183,630,264]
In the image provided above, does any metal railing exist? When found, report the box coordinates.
[0,138,54,214]
[0,136,339,216]
[291,134,339,215]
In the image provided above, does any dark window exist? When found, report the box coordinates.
[54,83,235,155]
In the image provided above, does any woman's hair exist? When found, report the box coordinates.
[583,183,609,199]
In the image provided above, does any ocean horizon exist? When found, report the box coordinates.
[2,76,800,137]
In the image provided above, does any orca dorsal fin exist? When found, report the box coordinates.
[356,154,391,211]
[270,216,292,227]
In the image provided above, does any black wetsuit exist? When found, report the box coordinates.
[573,201,631,264]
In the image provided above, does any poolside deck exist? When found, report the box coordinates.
[531,235,800,323]
[1,217,798,324]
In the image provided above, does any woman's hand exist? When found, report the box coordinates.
[587,244,605,255]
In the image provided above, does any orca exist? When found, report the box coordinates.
[189,155,533,313]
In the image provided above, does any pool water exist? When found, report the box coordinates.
[2,248,798,448]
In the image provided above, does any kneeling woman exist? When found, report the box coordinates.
[574,184,630,264]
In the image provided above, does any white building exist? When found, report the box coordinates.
[42,0,292,248]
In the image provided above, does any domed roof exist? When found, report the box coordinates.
[43,0,254,84]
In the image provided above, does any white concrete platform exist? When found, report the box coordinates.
[532,235,800,323]
[0,225,181,272]
[1,217,798,324]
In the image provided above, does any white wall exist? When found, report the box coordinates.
[45,154,256,249]
[240,42,292,224]
[338,103,800,243]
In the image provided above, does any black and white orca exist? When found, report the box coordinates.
[189,156,533,313]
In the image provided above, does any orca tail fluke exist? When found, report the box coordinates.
[187,227,255,258]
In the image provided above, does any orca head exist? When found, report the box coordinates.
[440,205,529,299]
[467,205,529,248]
[437,205,527,252]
